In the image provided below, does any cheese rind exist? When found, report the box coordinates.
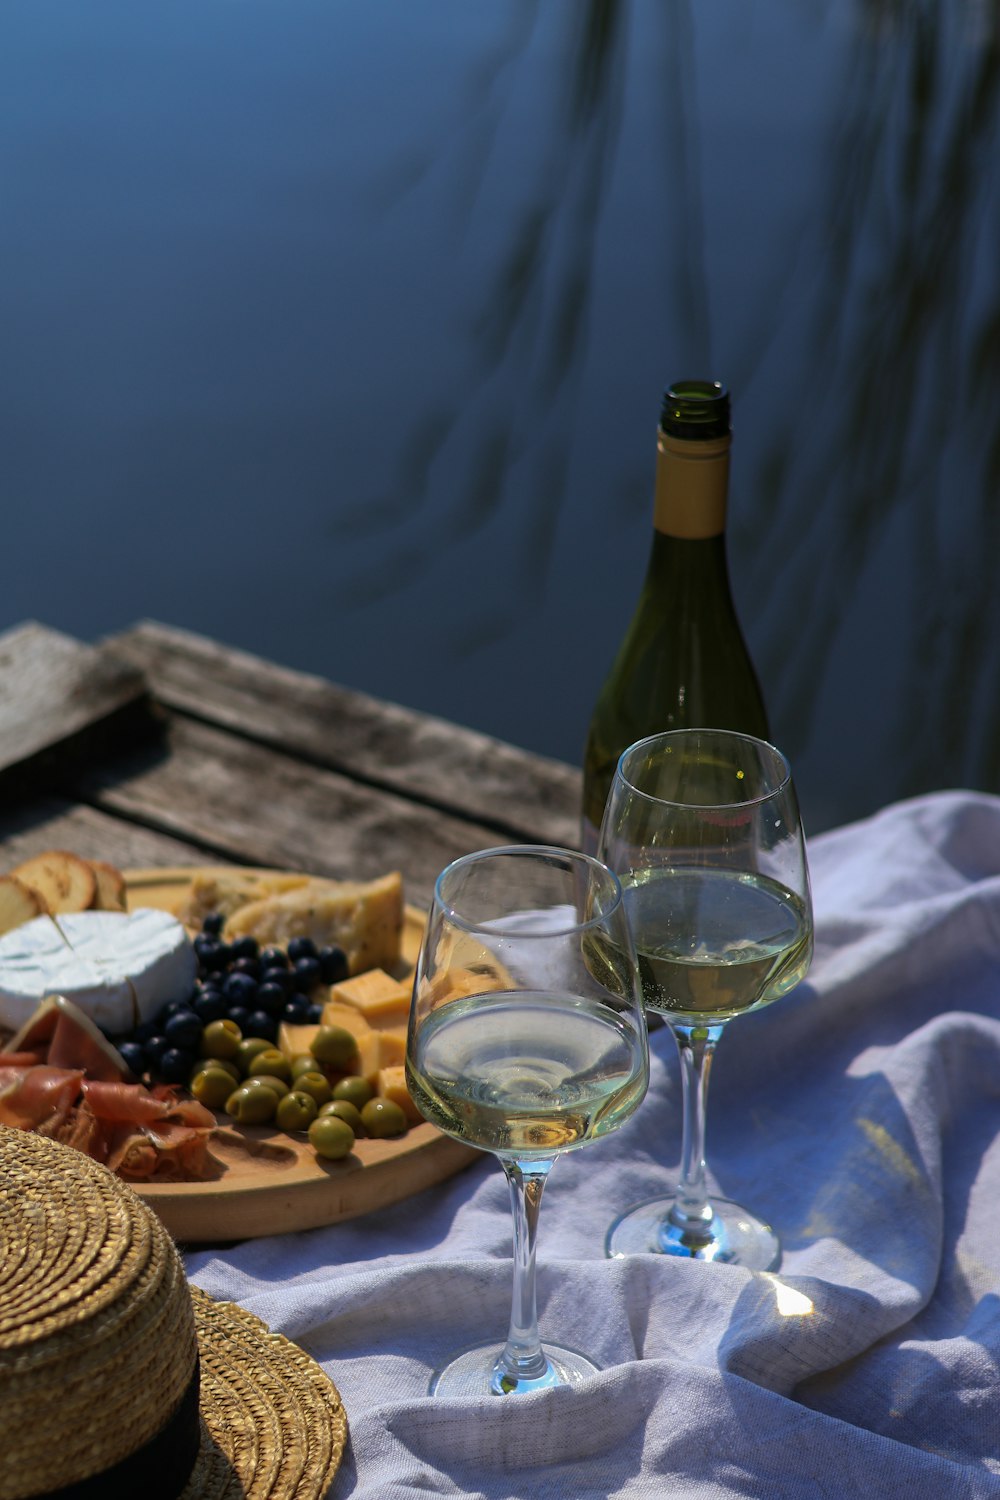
[0,908,196,1036]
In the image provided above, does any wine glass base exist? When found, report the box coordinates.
[429,1340,600,1397]
[606,1193,780,1271]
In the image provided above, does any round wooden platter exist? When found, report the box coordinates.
[124,867,479,1243]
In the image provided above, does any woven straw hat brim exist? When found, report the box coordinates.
[0,1127,346,1500]
[182,1288,347,1500]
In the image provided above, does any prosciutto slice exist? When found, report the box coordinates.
[0,994,217,1181]
[0,1064,84,1133]
[81,1079,216,1180]
[7,995,132,1081]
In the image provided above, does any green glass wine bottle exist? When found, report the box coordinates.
[581,379,769,853]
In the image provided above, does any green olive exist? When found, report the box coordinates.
[310,1026,359,1071]
[360,1098,407,1138]
[192,1056,240,1084]
[276,1089,319,1133]
[293,1070,332,1108]
[225,1083,279,1125]
[189,1067,237,1109]
[200,1018,242,1061]
[245,1073,289,1100]
[291,1053,321,1081]
[309,1114,355,1161]
[331,1075,373,1110]
[236,1036,274,1073]
[319,1099,364,1134]
[246,1048,292,1082]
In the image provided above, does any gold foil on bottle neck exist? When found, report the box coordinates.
[653,430,731,539]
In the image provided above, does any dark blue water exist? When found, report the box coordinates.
[3,1,998,834]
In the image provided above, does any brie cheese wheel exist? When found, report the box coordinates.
[0,908,196,1036]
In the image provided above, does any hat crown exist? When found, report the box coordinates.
[0,1127,199,1498]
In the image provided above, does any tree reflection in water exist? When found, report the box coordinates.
[745,0,1000,820]
[332,1,634,650]
[331,0,1000,829]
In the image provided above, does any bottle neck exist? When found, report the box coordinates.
[653,429,730,539]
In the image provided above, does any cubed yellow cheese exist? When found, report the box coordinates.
[279,1020,365,1072]
[319,1001,373,1039]
[376,1026,408,1068]
[354,1031,382,1087]
[330,968,412,1025]
[366,1000,410,1028]
[417,964,508,1011]
[377,1064,422,1124]
[278,1017,380,1085]
[278,1022,322,1064]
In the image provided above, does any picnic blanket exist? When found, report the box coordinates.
[188,789,1000,1497]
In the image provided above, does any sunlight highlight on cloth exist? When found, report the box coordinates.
[761,1274,815,1318]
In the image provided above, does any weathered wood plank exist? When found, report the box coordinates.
[107,621,583,848]
[0,796,213,871]
[76,716,518,906]
[0,622,155,794]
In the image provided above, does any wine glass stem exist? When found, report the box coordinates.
[670,1023,724,1237]
[494,1158,555,1389]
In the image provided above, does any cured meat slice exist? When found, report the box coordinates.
[0,995,218,1181]
[84,1081,217,1180]
[108,1121,215,1182]
[0,1050,44,1068]
[0,1065,85,1133]
[82,1079,181,1122]
[8,995,133,1081]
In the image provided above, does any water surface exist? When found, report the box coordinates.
[2,0,998,833]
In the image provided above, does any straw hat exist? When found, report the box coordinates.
[0,1126,346,1499]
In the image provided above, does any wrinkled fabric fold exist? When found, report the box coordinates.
[190,791,1000,1496]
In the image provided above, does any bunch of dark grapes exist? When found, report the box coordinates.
[116,913,349,1085]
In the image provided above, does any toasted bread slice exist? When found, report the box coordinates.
[0,874,48,935]
[11,850,97,914]
[87,859,127,912]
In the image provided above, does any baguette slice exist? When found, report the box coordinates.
[87,859,128,912]
[11,851,97,914]
[0,875,48,936]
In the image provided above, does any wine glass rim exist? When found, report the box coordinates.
[434,844,625,938]
[615,729,792,809]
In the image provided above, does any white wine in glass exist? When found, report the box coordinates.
[598,729,813,1269]
[406,845,649,1397]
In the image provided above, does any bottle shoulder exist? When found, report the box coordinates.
[582,535,769,826]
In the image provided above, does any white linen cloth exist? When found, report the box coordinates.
[188,790,1000,1497]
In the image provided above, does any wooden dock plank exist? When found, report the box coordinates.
[108,621,582,849]
[0,796,212,873]
[75,716,517,906]
[0,623,154,792]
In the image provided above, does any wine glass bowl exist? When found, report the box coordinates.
[598,729,813,1268]
[406,845,649,1397]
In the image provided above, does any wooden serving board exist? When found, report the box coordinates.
[124,866,479,1243]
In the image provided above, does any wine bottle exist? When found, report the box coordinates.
[581,379,769,853]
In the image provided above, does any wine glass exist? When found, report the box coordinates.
[598,728,812,1269]
[405,845,649,1397]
